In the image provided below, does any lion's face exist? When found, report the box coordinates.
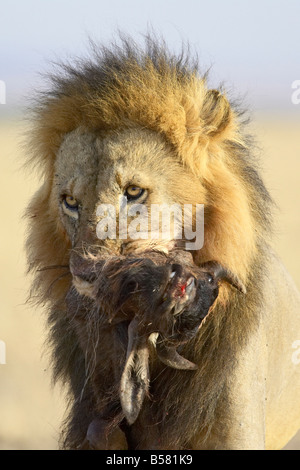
[53,126,206,261]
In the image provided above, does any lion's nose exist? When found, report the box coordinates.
[69,253,98,298]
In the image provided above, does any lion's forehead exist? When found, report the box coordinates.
[54,126,182,196]
[55,129,99,185]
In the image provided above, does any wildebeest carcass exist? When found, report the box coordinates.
[66,249,245,449]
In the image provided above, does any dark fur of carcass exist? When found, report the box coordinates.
[66,250,245,449]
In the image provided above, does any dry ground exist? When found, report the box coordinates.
[0,113,299,449]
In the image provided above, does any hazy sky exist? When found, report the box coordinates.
[1,0,300,113]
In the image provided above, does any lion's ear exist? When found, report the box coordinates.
[201,89,234,140]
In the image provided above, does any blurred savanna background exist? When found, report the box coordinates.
[0,0,299,450]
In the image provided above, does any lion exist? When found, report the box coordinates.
[25,35,300,450]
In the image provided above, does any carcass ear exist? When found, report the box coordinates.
[120,318,150,425]
[202,89,234,140]
[150,333,198,370]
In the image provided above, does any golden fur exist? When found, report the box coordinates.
[25,35,300,449]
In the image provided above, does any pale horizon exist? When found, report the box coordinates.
[1,0,300,115]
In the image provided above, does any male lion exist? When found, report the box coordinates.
[25,36,300,450]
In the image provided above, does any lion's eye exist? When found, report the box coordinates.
[62,195,79,219]
[64,195,78,209]
[125,185,145,201]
